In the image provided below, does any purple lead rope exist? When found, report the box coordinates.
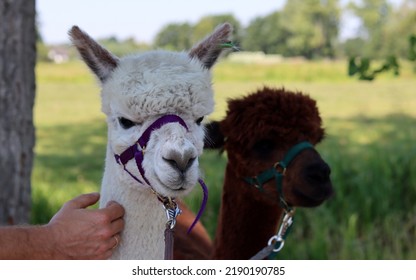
[186,178,209,234]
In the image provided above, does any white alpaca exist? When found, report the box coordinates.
[69,23,232,259]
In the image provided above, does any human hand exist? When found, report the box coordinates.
[45,192,125,259]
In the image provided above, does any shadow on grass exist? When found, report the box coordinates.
[32,120,107,224]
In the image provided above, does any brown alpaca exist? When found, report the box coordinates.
[174,86,334,259]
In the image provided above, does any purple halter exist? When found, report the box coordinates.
[114,114,208,233]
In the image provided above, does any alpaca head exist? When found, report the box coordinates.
[206,87,333,207]
[69,24,232,197]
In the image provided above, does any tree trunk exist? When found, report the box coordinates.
[0,0,36,225]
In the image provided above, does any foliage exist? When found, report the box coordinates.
[36,41,52,62]
[348,33,416,80]
[347,0,393,58]
[154,14,243,51]
[242,0,340,58]
[409,35,416,61]
[280,0,340,58]
[346,0,416,59]
[409,34,416,72]
[242,12,289,54]
[154,22,193,51]
[33,60,416,259]
[348,56,399,80]
[192,14,243,46]
[380,2,416,58]
[98,37,151,57]
[36,1,416,61]
[342,37,366,58]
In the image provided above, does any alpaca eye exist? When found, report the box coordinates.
[118,117,135,129]
[196,116,204,125]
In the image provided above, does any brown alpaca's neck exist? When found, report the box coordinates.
[213,164,284,260]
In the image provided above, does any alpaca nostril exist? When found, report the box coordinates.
[185,157,196,170]
[163,155,196,173]
[305,162,331,184]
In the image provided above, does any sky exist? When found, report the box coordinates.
[36,0,288,44]
[36,0,406,45]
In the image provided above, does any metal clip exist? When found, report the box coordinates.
[163,199,182,229]
[267,210,295,252]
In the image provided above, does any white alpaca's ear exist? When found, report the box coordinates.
[68,26,119,83]
[189,23,233,69]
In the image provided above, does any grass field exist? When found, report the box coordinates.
[33,59,416,259]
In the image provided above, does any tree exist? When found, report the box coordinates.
[343,37,367,57]
[382,0,416,58]
[99,37,150,56]
[280,0,341,58]
[0,0,36,225]
[192,14,243,46]
[154,15,243,52]
[154,22,193,51]
[242,11,290,54]
[347,0,393,58]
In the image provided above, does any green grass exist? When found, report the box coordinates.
[32,59,416,259]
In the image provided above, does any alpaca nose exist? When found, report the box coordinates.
[163,151,196,173]
[304,161,331,184]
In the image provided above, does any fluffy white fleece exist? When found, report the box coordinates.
[69,23,232,259]
[100,51,213,259]
[102,51,215,121]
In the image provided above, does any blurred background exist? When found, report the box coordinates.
[2,0,415,259]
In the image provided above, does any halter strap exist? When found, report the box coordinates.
[138,114,188,150]
[114,114,189,184]
[244,141,314,211]
[280,141,314,170]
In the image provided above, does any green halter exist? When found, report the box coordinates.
[244,141,315,259]
[244,141,314,211]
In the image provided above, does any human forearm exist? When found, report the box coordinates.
[0,225,56,259]
[0,193,124,260]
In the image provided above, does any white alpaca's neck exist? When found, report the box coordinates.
[100,145,166,259]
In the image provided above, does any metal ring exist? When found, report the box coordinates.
[112,235,119,249]
[137,143,146,155]
[268,235,285,252]
[273,162,287,175]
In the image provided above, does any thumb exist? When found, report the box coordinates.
[65,192,100,209]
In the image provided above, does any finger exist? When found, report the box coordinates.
[108,218,125,236]
[111,234,121,250]
[84,234,120,260]
[93,234,122,260]
[87,249,112,260]
[101,245,118,260]
[65,192,100,209]
[101,250,113,260]
[101,201,125,221]
[105,200,115,207]
[102,234,121,254]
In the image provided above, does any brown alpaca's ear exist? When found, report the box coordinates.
[189,23,233,69]
[204,121,225,149]
[68,26,119,83]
